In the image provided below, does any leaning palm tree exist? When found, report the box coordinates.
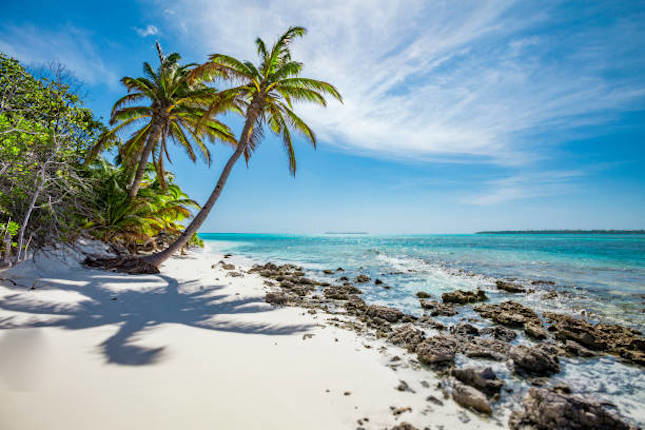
[141,26,341,267]
[87,42,235,198]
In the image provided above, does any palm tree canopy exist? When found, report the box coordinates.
[92,42,236,188]
[192,26,342,175]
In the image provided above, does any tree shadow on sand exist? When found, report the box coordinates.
[0,272,313,366]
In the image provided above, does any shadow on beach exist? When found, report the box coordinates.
[0,269,313,366]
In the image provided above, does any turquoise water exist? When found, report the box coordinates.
[200,233,645,328]
[200,233,645,424]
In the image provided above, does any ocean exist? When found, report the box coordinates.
[200,233,645,425]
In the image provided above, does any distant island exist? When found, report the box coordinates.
[476,230,645,235]
[324,232,368,235]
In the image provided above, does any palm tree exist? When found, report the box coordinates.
[142,26,341,267]
[88,42,235,198]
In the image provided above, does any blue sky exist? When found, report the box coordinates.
[2,0,644,233]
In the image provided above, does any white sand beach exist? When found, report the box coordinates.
[0,244,501,430]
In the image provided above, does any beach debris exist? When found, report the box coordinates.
[419,299,457,316]
[336,267,344,272]
[508,387,631,430]
[356,274,371,283]
[416,291,431,298]
[366,304,403,323]
[416,335,458,366]
[510,344,561,376]
[389,323,425,352]
[396,380,416,393]
[83,255,159,274]
[451,367,503,396]
[442,289,488,304]
[391,406,412,416]
[389,422,418,430]
[451,380,492,415]
[495,280,526,293]
[417,315,447,331]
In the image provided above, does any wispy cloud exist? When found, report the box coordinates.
[0,24,117,88]
[135,24,159,37]
[152,0,645,165]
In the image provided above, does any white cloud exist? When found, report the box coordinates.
[0,24,117,88]
[135,24,159,37]
[152,0,644,164]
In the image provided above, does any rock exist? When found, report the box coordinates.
[265,292,288,306]
[462,337,511,361]
[474,301,539,328]
[356,274,371,283]
[452,323,480,337]
[83,256,160,274]
[496,280,526,293]
[564,340,597,357]
[508,387,631,430]
[324,285,362,300]
[389,323,426,351]
[419,299,457,316]
[375,278,383,285]
[510,344,560,376]
[220,263,236,270]
[417,316,447,331]
[396,380,416,393]
[416,291,432,299]
[531,279,556,286]
[442,289,488,304]
[451,367,503,395]
[391,406,412,416]
[345,295,367,315]
[543,290,558,300]
[426,395,444,406]
[390,422,418,430]
[481,326,517,342]
[525,322,549,340]
[451,380,492,415]
[336,267,344,272]
[366,305,403,323]
[323,269,334,275]
[416,335,458,366]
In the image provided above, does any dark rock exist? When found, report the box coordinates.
[543,291,558,300]
[375,278,383,285]
[389,323,425,351]
[366,305,403,322]
[481,326,518,342]
[396,380,416,393]
[451,380,492,415]
[324,285,362,300]
[345,295,367,315]
[451,367,503,395]
[525,322,549,340]
[417,316,447,331]
[416,335,458,366]
[531,280,556,286]
[265,292,289,306]
[416,291,432,299]
[323,269,335,275]
[462,337,511,361]
[356,274,371,283]
[426,395,444,406]
[496,280,526,293]
[220,263,236,270]
[508,387,631,430]
[474,301,547,339]
[565,340,597,357]
[419,299,457,316]
[442,289,488,304]
[390,423,418,430]
[452,323,480,337]
[83,256,160,274]
[510,344,560,376]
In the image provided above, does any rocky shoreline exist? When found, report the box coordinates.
[224,258,644,429]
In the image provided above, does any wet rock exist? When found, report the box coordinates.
[462,337,511,361]
[417,316,447,331]
[419,299,457,316]
[451,367,503,395]
[345,295,368,315]
[543,291,558,300]
[525,322,549,340]
[510,344,560,376]
[480,326,517,342]
[366,305,403,323]
[451,380,492,415]
[564,340,597,357]
[324,285,362,300]
[452,323,480,337]
[336,267,344,272]
[375,278,383,285]
[389,323,426,351]
[356,274,371,283]
[531,279,556,286]
[508,387,631,430]
[496,280,526,293]
[442,289,488,304]
[416,291,432,299]
[323,269,334,275]
[416,335,458,366]
[265,292,289,306]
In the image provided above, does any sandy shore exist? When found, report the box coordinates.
[0,244,500,430]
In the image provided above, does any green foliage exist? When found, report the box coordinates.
[84,160,201,253]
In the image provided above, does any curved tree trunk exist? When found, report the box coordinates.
[142,98,263,268]
[128,122,162,199]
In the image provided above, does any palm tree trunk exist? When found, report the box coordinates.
[128,122,161,199]
[142,99,263,268]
